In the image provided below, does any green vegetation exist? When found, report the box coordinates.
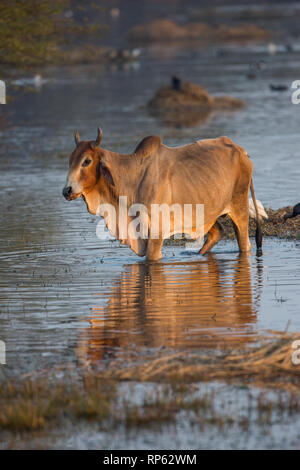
[0,0,105,69]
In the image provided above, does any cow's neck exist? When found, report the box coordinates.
[82,178,116,215]
[101,150,143,206]
[82,152,147,255]
[82,188,101,215]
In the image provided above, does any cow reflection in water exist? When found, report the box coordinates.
[76,253,262,363]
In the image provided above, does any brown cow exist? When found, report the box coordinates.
[62,128,262,260]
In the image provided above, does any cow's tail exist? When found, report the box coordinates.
[249,198,268,220]
[250,179,263,252]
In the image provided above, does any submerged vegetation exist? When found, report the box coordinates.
[1,0,299,451]
[0,375,115,432]
[0,332,299,446]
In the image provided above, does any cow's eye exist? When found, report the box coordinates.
[82,158,91,167]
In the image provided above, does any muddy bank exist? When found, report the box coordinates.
[128,19,269,44]
[148,79,244,126]
[222,207,300,240]
[166,207,300,244]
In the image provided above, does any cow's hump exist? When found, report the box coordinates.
[134,135,162,158]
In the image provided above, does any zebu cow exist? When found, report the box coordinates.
[62,128,263,260]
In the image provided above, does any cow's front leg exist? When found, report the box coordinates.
[146,238,163,261]
[200,221,223,255]
[128,238,148,257]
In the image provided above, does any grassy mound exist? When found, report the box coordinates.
[166,206,300,245]
[221,207,300,240]
[149,80,244,110]
[148,79,244,126]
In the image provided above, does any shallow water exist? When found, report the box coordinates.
[2,40,300,208]
[1,2,300,375]
[3,381,300,450]
[44,383,300,450]
[0,159,300,372]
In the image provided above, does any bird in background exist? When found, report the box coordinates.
[283,203,300,221]
[172,76,182,91]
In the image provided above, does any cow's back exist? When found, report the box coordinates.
[142,136,249,211]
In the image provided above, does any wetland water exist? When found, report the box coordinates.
[1,3,300,374]
[1,0,300,451]
[0,163,300,372]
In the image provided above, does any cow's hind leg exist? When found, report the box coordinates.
[229,201,251,252]
[200,221,223,255]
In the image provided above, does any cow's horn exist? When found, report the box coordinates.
[74,131,80,146]
[94,127,103,147]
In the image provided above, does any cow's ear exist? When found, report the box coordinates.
[101,163,115,186]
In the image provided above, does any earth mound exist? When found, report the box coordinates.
[147,78,244,126]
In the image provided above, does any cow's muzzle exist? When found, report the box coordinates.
[62,185,73,200]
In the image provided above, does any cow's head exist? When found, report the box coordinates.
[62,128,114,201]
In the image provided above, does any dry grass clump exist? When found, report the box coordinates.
[264,207,300,239]
[101,333,300,393]
[168,207,300,242]
[0,333,299,439]
[129,19,187,42]
[0,375,115,432]
[148,79,244,126]
[221,25,269,41]
[128,19,269,43]
[213,96,245,110]
[123,384,300,431]
[220,207,300,240]
[149,81,214,109]
[148,80,244,111]
[123,387,215,429]
[60,45,111,65]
